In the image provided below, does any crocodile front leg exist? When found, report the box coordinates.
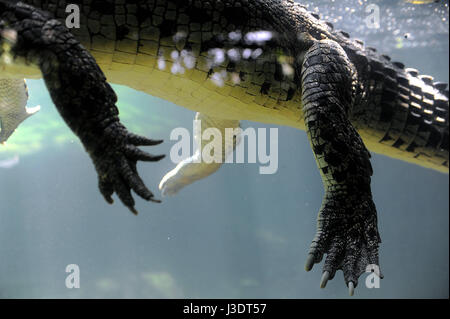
[0,1,164,214]
[301,40,381,295]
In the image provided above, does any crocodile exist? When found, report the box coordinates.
[0,0,448,295]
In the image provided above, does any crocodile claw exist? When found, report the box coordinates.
[320,271,331,288]
[348,281,355,296]
[127,133,164,146]
[92,123,165,214]
[304,254,315,271]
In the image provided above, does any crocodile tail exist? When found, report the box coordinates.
[332,33,449,172]
[397,68,449,167]
[368,61,449,172]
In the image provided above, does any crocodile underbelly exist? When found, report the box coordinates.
[98,61,305,130]
[2,56,447,173]
[1,55,306,130]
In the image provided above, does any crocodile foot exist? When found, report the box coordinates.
[159,165,186,196]
[304,193,382,296]
[158,155,219,197]
[89,122,165,214]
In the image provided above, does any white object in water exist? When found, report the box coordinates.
[0,155,19,169]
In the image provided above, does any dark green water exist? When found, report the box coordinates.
[0,0,448,298]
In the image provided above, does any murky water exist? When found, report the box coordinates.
[0,0,448,298]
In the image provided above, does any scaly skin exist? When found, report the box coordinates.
[0,0,166,212]
[0,0,448,295]
[0,78,40,142]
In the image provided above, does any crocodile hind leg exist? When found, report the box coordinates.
[301,40,381,295]
[159,112,240,196]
